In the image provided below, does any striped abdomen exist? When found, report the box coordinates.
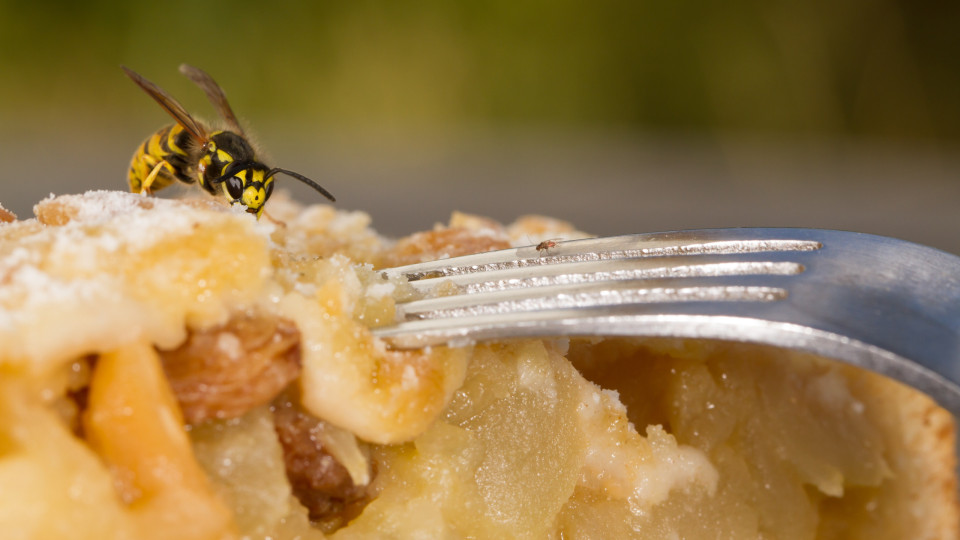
[128,124,199,194]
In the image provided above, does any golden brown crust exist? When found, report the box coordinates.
[0,205,17,223]
[382,227,511,267]
[912,400,960,538]
[851,366,960,539]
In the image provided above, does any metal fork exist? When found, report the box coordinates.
[374,228,960,419]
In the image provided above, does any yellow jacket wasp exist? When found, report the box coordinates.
[124,64,334,219]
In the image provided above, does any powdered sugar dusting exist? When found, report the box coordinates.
[35,191,266,254]
[47,190,154,222]
[1,191,274,374]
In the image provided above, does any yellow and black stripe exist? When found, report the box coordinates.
[127,124,197,194]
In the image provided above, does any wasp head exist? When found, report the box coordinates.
[216,161,275,219]
[205,131,335,219]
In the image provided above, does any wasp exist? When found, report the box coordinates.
[123,64,334,219]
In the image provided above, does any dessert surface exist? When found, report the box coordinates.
[0,191,955,539]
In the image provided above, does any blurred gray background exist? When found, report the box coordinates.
[1,1,957,254]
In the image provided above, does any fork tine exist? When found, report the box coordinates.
[400,278,790,319]
[398,257,806,293]
[381,234,822,281]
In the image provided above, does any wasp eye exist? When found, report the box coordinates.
[225,176,244,200]
[264,179,275,201]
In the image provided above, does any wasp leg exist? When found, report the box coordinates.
[140,160,173,195]
[262,209,287,228]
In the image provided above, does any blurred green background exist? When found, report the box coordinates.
[1,0,958,252]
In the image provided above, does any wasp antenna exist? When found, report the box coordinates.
[268,168,336,202]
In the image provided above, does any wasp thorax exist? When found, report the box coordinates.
[200,131,257,187]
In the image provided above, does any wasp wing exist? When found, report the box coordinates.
[122,66,208,144]
[179,64,246,137]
